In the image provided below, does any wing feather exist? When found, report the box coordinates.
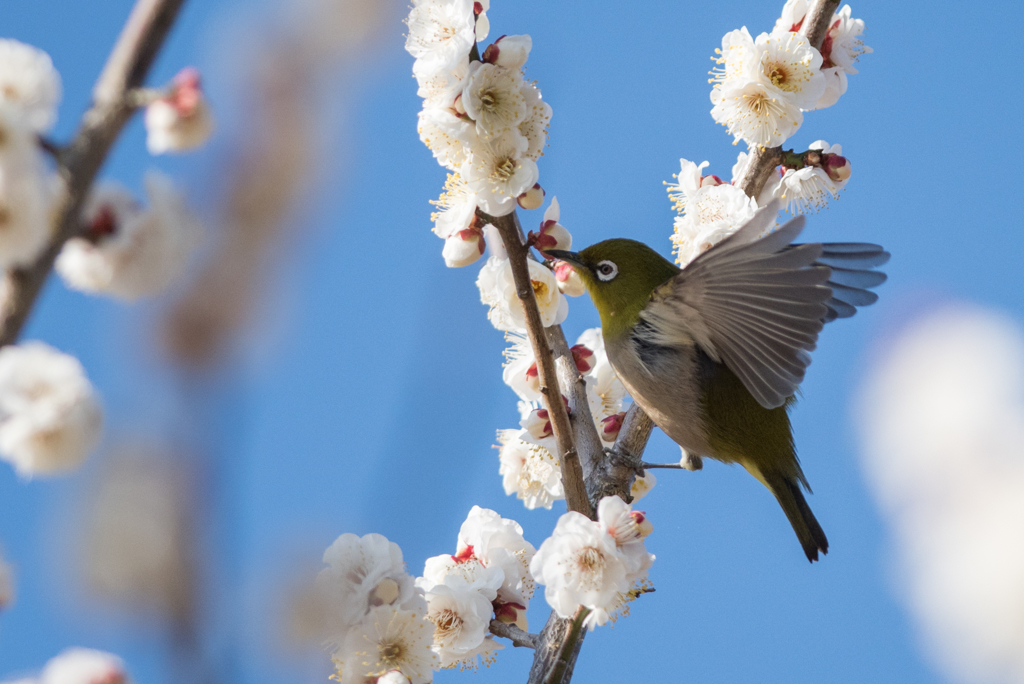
[639,200,888,409]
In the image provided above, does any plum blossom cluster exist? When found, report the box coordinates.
[5,647,129,684]
[666,141,852,266]
[405,0,552,268]
[0,342,102,478]
[497,328,653,509]
[315,533,435,684]
[709,2,869,148]
[417,507,536,669]
[531,496,654,630]
[55,173,203,301]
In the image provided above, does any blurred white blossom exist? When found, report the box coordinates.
[40,648,127,684]
[419,571,503,669]
[859,305,1024,684]
[144,68,213,155]
[405,0,477,80]
[0,39,61,132]
[332,605,437,684]
[56,173,203,301]
[0,342,101,478]
[0,106,52,270]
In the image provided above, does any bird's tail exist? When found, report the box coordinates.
[762,470,829,563]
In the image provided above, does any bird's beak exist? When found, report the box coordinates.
[544,250,588,271]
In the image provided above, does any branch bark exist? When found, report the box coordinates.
[0,0,188,346]
[490,620,539,649]
[482,209,593,520]
[527,608,588,684]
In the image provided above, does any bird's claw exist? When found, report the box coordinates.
[602,446,646,476]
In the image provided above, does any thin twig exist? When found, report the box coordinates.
[481,209,593,519]
[490,620,539,649]
[0,0,188,346]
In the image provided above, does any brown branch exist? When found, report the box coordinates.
[0,0,188,346]
[490,619,539,649]
[481,209,593,519]
[734,0,840,200]
[527,608,589,684]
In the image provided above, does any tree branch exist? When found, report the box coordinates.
[527,608,589,684]
[0,0,188,346]
[490,619,539,649]
[481,209,593,519]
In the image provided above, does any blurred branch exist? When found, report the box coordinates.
[0,0,188,346]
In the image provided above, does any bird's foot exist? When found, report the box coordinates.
[602,446,646,476]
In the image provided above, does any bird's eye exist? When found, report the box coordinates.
[596,260,618,282]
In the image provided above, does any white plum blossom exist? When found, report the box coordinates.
[0,39,62,132]
[430,174,478,238]
[529,504,632,630]
[462,62,526,139]
[442,226,486,268]
[420,571,503,669]
[576,328,628,426]
[476,256,567,332]
[711,77,803,148]
[0,107,52,270]
[463,132,538,217]
[517,83,551,162]
[405,0,477,80]
[755,31,825,110]
[40,648,127,684]
[315,532,425,649]
[532,197,571,253]
[144,68,213,155]
[667,160,757,267]
[418,105,476,171]
[596,495,654,584]
[332,605,438,684]
[0,342,102,478]
[55,173,203,301]
[502,333,542,403]
[415,59,469,109]
[630,471,656,502]
[497,428,564,510]
[760,141,849,214]
[455,505,536,606]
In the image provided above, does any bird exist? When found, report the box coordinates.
[545,200,889,562]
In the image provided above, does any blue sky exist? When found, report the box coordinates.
[1,1,1022,683]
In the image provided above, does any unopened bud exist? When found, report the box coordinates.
[570,344,594,373]
[554,261,586,297]
[823,154,851,183]
[484,34,532,70]
[523,408,552,440]
[442,226,485,268]
[533,220,571,253]
[473,1,484,14]
[600,412,626,442]
[86,205,118,241]
[629,510,654,538]
[144,67,214,155]
[517,183,545,210]
[494,601,528,631]
[371,578,401,606]
[524,362,541,393]
[700,174,725,187]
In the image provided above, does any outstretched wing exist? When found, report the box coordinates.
[638,200,888,409]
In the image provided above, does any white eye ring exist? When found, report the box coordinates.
[595,260,618,282]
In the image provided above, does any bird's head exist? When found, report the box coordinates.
[546,239,679,339]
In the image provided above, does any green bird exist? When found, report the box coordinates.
[546,200,888,562]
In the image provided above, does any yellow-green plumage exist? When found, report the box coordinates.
[546,206,887,562]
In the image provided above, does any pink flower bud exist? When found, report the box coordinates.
[823,154,851,183]
[474,1,484,14]
[86,205,118,241]
[629,510,654,538]
[144,67,214,154]
[494,601,528,631]
[532,220,571,253]
[700,174,725,188]
[600,412,626,442]
[517,183,545,210]
[524,362,541,393]
[442,226,485,268]
[570,344,594,373]
[523,408,552,440]
[554,261,586,297]
[483,34,532,70]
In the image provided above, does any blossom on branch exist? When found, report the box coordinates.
[0,342,102,478]
[497,428,564,510]
[332,605,437,684]
[0,39,61,132]
[760,140,850,214]
[144,68,214,155]
[477,256,567,332]
[0,106,52,270]
[56,173,203,300]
